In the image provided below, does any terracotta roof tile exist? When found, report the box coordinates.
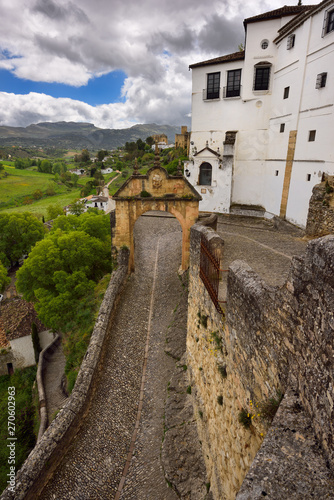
[189,51,245,69]
[1,298,46,341]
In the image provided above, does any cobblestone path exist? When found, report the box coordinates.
[39,214,182,500]
[43,344,68,424]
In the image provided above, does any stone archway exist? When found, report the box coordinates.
[113,158,201,271]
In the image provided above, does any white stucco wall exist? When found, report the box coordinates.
[189,3,334,227]
[10,336,35,369]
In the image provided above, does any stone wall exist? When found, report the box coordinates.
[306,180,334,236]
[187,224,334,499]
[0,248,129,500]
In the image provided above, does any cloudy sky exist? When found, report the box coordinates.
[0,0,315,129]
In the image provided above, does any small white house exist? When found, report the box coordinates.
[187,0,334,228]
[69,168,85,175]
[101,167,113,174]
[84,195,109,211]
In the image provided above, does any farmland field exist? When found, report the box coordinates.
[0,165,91,218]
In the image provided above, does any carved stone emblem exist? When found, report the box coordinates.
[152,174,162,189]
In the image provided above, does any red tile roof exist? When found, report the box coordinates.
[189,51,245,69]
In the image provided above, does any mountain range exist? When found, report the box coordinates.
[0,122,181,150]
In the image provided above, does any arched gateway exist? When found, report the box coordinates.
[113,156,201,271]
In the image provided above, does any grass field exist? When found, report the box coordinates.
[0,165,92,218]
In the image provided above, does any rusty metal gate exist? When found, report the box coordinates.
[199,235,224,314]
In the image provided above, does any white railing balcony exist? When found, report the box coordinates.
[203,88,221,100]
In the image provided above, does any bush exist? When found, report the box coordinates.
[33,189,43,200]
[238,408,253,429]
[140,190,152,197]
[46,186,56,196]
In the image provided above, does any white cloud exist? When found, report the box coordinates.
[0,0,317,128]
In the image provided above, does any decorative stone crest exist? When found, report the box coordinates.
[152,174,163,189]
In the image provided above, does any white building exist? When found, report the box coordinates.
[84,195,109,211]
[187,1,334,228]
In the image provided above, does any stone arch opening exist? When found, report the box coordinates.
[113,156,201,272]
[133,210,183,270]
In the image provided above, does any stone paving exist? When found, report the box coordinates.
[43,345,68,424]
[39,214,183,499]
[38,212,310,499]
[217,215,307,302]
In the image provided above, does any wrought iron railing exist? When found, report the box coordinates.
[199,235,224,314]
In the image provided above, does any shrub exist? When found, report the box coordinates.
[46,186,56,196]
[33,189,43,200]
[140,190,152,197]
[259,391,283,421]
[239,408,253,429]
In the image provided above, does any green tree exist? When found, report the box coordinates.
[46,204,64,220]
[136,138,145,151]
[97,150,109,161]
[16,229,111,330]
[81,149,90,163]
[146,136,155,146]
[51,212,111,242]
[0,213,45,267]
[52,162,67,175]
[67,200,86,216]
[71,173,79,186]
[0,260,10,292]
[38,160,52,174]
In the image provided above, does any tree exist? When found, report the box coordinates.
[67,200,86,216]
[136,138,145,151]
[51,212,111,242]
[97,150,109,161]
[0,213,45,267]
[53,162,67,175]
[81,149,90,163]
[47,204,64,221]
[16,227,112,331]
[0,260,10,292]
[38,160,52,174]
[71,173,79,186]
[146,136,155,146]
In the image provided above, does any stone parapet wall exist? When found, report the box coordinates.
[0,248,129,500]
[306,181,334,236]
[187,224,334,499]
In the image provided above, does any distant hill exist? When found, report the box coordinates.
[0,122,181,150]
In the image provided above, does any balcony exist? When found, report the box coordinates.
[203,88,221,100]
[223,86,242,98]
